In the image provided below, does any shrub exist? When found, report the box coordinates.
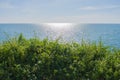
[0,34,120,80]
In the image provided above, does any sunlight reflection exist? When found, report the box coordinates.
[42,23,75,30]
[39,23,76,40]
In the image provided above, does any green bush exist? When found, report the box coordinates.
[0,34,120,80]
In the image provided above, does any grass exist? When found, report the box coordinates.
[0,34,120,80]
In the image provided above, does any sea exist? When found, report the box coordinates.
[0,23,120,48]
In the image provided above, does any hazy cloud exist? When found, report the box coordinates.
[80,5,120,10]
[0,0,120,23]
[0,2,14,9]
[0,13,120,23]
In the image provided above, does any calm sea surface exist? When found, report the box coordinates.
[0,23,120,47]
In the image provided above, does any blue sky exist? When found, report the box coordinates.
[0,0,120,23]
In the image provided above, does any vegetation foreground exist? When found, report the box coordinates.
[0,34,120,80]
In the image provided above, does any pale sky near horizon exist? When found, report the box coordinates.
[0,0,120,23]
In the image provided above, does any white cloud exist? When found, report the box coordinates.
[41,14,120,23]
[0,14,120,23]
[80,5,120,10]
[0,2,14,9]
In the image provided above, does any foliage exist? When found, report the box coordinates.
[0,34,120,80]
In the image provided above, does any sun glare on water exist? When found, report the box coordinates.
[42,23,75,30]
[46,23,72,27]
[39,23,76,40]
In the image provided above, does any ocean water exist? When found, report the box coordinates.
[0,23,120,47]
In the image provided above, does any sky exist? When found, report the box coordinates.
[0,0,120,23]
